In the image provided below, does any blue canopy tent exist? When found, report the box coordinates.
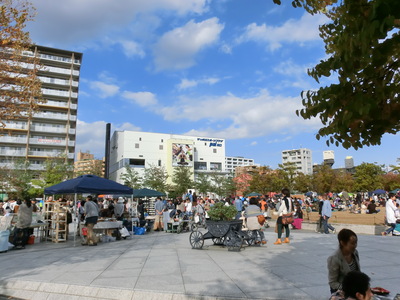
[372,189,386,195]
[44,175,133,245]
[132,188,165,198]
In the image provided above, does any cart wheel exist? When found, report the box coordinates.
[212,237,224,245]
[189,231,204,249]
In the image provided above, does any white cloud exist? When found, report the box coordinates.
[153,18,224,71]
[236,13,327,51]
[76,120,141,159]
[89,81,120,98]
[250,141,258,146]
[122,91,158,107]
[177,76,221,90]
[29,0,210,46]
[119,40,146,58]
[157,89,321,139]
[267,136,293,144]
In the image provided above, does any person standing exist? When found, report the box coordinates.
[382,193,397,236]
[322,196,336,234]
[114,197,125,221]
[274,188,293,245]
[12,199,33,249]
[234,196,243,220]
[83,196,99,246]
[153,197,165,231]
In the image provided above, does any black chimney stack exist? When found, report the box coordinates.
[104,123,111,179]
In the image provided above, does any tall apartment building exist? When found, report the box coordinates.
[74,151,105,177]
[323,150,335,167]
[0,46,82,171]
[225,156,257,174]
[281,148,312,175]
[109,131,226,184]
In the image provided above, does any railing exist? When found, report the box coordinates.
[0,150,26,156]
[0,136,27,144]
[30,126,66,133]
[29,138,66,146]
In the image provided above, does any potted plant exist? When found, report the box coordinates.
[207,202,237,221]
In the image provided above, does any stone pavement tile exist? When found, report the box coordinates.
[182,270,232,285]
[30,291,52,300]
[37,282,69,294]
[133,290,176,300]
[97,268,142,279]
[94,287,134,300]
[14,271,66,282]
[8,280,41,291]
[140,264,181,276]
[134,274,185,293]
[65,285,100,297]
[300,284,332,300]
[51,270,104,285]
[47,293,81,300]
[106,257,147,270]
[91,276,137,289]
[183,281,246,298]
[247,287,312,300]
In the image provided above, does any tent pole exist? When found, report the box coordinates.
[73,193,77,247]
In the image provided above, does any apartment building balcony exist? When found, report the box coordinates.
[40,101,77,110]
[0,150,27,157]
[3,123,28,130]
[0,136,27,144]
[42,65,80,77]
[39,76,79,87]
[33,112,76,121]
[28,151,74,159]
[28,138,68,146]
[30,125,66,134]
[42,88,78,98]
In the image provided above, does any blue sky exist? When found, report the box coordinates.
[28,0,399,169]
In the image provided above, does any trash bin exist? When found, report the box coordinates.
[0,230,10,252]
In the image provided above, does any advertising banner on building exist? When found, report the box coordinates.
[172,143,193,166]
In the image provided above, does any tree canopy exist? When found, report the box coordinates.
[0,0,43,127]
[276,0,400,149]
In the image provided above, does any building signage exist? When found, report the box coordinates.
[38,138,62,144]
[197,138,223,147]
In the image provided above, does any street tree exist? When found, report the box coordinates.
[332,170,354,193]
[274,0,400,149]
[143,164,169,193]
[353,162,385,192]
[1,0,44,127]
[6,159,32,199]
[312,164,336,194]
[120,164,142,189]
[277,162,297,190]
[381,172,400,192]
[293,173,313,193]
[171,166,193,197]
[194,172,211,197]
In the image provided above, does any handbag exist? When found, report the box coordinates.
[257,214,266,225]
[281,213,294,225]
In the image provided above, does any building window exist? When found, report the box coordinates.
[135,143,139,148]
[161,139,163,142]
[194,162,207,170]
[210,162,222,171]
[159,145,163,150]
[139,137,142,141]
[129,158,145,166]
[158,160,161,167]
[213,149,217,153]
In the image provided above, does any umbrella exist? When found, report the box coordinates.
[132,188,165,198]
[245,192,262,197]
[390,188,400,194]
[372,189,386,195]
[305,191,313,197]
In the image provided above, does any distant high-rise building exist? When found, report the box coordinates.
[225,156,257,174]
[281,148,312,175]
[0,45,82,171]
[74,151,105,177]
[323,150,335,167]
[345,156,354,169]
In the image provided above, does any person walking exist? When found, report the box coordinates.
[153,197,165,231]
[322,196,336,234]
[382,192,397,236]
[274,188,293,245]
[82,195,99,246]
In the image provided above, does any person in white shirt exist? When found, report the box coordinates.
[382,193,397,236]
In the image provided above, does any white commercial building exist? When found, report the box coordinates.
[225,156,256,174]
[281,148,313,175]
[109,131,227,184]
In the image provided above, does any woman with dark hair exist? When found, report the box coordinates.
[13,199,33,249]
[327,229,360,294]
[274,188,293,245]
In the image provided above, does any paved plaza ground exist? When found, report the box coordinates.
[1,225,399,300]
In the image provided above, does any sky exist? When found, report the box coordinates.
[27,0,399,170]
